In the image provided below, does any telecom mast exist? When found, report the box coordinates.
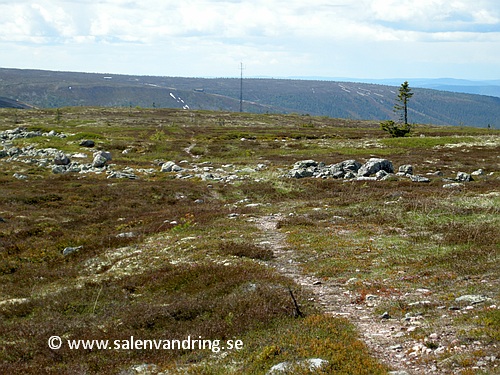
[239,62,243,113]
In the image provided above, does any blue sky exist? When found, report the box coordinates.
[1,0,499,80]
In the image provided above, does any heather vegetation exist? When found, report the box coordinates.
[0,107,498,374]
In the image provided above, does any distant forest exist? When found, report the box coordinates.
[1,68,499,128]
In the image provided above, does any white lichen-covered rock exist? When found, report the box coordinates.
[161,161,183,172]
[267,358,329,374]
[358,158,394,177]
[92,151,112,168]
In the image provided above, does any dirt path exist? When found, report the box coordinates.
[255,214,440,375]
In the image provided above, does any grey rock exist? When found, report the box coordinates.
[267,358,328,374]
[54,152,71,165]
[52,165,68,174]
[161,161,183,172]
[428,170,444,176]
[290,168,314,178]
[456,171,473,182]
[13,173,28,180]
[79,140,95,147]
[107,171,138,179]
[388,371,410,375]
[410,175,430,183]
[443,182,464,189]
[389,344,403,350]
[380,311,391,319]
[471,169,485,176]
[398,164,413,175]
[116,232,136,238]
[119,363,158,375]
[455,295,491,305]
[8,147,21,156]
[92,154,109,168]
[329,159,362,178]
[293,160,318,169]
[358,158,394,177]
[0,150,7,158]
[375,170,389,180]
[63,246,83,256]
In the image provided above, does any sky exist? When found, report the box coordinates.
[1,0,499,80]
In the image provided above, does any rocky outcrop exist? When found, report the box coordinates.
[287,158,484,184]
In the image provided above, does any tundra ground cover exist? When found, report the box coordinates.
[0,107,498,374]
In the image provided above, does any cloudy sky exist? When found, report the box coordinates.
[1,0,499,80]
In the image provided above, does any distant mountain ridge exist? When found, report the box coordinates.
[284,77,500,98]
[1,68,499,128]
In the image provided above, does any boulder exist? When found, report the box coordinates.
[52,165,67,174]
[63,246,83,256]
[329,159,362,178]
[358,158,394,177]
[161,161,183,172]
[293,160,317,169]
[456,172,473,182]
[79,140,95,147]
[289,168,314,178]
[398,164,413,175]
[54,152,71,166]
[92,151,112,168]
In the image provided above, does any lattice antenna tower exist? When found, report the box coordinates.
[239,62,244,113]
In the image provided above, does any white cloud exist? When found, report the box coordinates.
[0,0,499,79]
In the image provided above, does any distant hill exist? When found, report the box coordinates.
[1,67,499,128]
[0,96,33,109]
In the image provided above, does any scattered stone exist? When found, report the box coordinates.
[471,168,485,176]
[380,311,391,319]
[398,164,413,175]
[294,160,318,169]
[116,232,136,238]
[119,363,158,375]
[456,171,473,182]
[79,140,95,147]
[63,246,83,256]
[267,358,328,374]
[13,172,28,180]
[375,170,390,180]
[388,371,410,375]
[107,171,138,179]
[92,151,111,168]
[443,182,464,189]
[53,165,70,174]
[358,158,394,177]
[161,161,183,172]
[410,175,430,183]
[389,344,403,350]
[72,152,88,158]
[54,152,71,166]
[455,295,491,305]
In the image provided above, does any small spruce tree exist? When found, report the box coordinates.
[381,81,414,137]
